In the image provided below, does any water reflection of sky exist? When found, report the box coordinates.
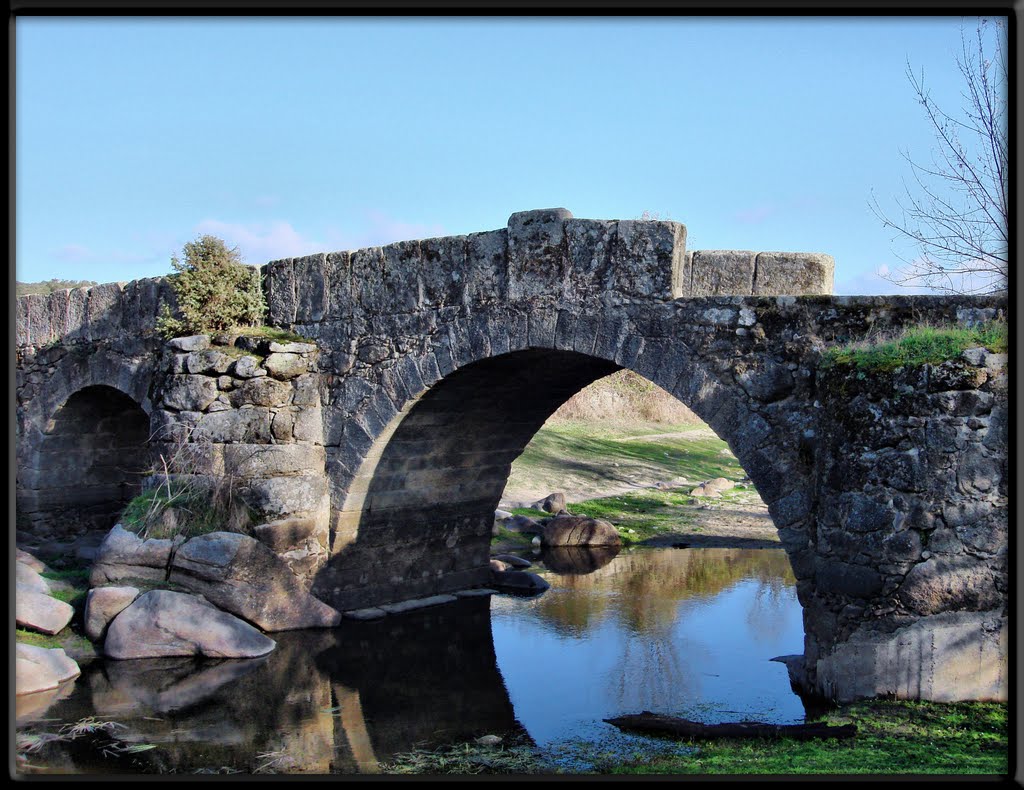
[491,548,806,746]
[19,547,806,774]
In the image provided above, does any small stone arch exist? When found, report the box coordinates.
[17,384,152,540]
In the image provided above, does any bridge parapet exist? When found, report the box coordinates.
[16,277,173,350]
[265,208,836,328]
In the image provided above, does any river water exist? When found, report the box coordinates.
[17,547,812,775]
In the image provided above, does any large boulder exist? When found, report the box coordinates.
[16,587,74,635]
[16,549,49,574]
[84,586,141,641]
[104,590,276,659]
[541,515,622,547]
[16,643,80,695]
[16,561,51,593]
[169,531,341,631]
[499,514,544,535]
[89,525,184,586]
[530,492,567,514]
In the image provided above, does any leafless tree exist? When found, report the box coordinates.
[871,18,1008,295]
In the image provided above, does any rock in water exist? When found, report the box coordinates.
[541,515,621,547]
[16,587,74,635]
[104,590,276,659]
[84,586,141,641]
[168,531,342,631]
[16,643,81,696]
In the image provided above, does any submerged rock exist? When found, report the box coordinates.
[490,569,550,596]
[104,590,276,659]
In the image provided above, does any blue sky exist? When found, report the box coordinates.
[15,15,1006,294]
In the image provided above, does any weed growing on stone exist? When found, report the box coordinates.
[821,320,1007,372]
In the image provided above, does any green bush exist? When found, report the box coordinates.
[157,235,266,338]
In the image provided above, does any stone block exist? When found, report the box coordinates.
[253,517,321,553]
[193,407,273,443]
[897,555,1001,615]
[690,250,756,296]
[350,246,387,313]
[465,229,508,304]
[266,258,297,325]
[167,335,210,352]
[611,219,687,300]
[292,253,329,323]
[224,443,325,478]
[814,558,884,600]
[507,208,571,301]
[229,376,293,408]
[185,349,234,375]
[420,235,469,309]
[243,474,328,519]
[265,352,307,380]
[86,282,124,340]
[753,252,834,295]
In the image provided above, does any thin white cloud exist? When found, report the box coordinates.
[331,210,447,249]
[193,212,448,265]
[734,205,777,225]
[54,244,93,263]
[194,219,325,263]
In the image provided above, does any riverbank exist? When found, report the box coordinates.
[495,420,779,552]
[383,699,1009,776]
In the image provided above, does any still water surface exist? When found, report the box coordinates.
[19,547,809,774]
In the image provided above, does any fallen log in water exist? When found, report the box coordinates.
[604,711,857,741]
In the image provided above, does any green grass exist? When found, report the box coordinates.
[570,489,699,544]
[238,325,312,344]
[821,320,1007,373]
[119,485,238,540]
[602,700,1007,775]
[373,701,1007,776]
[506,421,743,500]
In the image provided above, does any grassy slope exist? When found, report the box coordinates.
[504,420,744,504]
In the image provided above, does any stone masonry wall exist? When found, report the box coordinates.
[805,346,1008,702]
[147,334,330,584]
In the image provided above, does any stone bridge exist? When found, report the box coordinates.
[15,209,1007,703]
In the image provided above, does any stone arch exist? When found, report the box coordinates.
[17,384,152,539]
[315,309,813,611]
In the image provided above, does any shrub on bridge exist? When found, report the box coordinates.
[157,234,266,337]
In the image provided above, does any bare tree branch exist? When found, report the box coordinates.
[870,18,1008,295]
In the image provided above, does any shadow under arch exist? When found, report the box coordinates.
[17,385,151,538]
[313,347,810,613]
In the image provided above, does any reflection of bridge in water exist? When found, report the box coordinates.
[38,597,520,774]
